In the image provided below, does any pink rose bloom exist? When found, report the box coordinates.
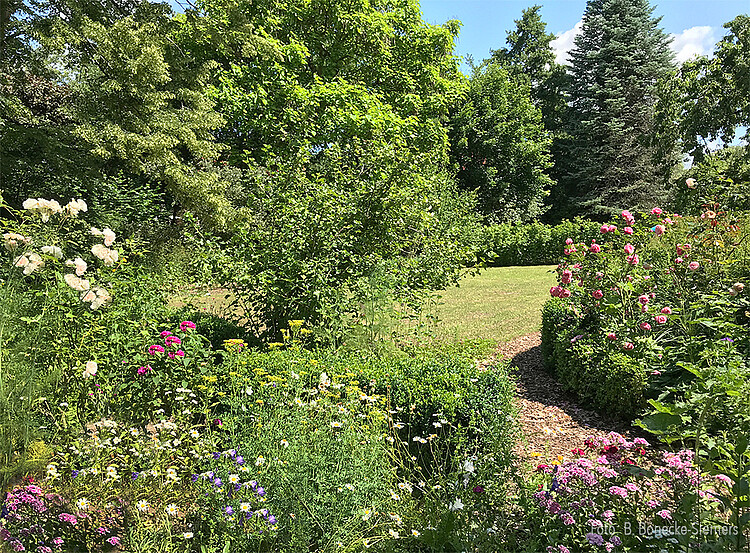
[565,238,573,245]
[640,322,652,331]
[607,333,617,341]
[621,210,635,224]
[608,225,617,232]
[641,304,648,313]
[624,226,633,235]
[560,288,572,298]
[175,350,185,357]
[655,315,667,324]
[600,224,609,234]
[550,286,561,297]
[590,243,601,253]
[675,257,683,264]
[655,225,665,236]
[592,289,603,299]
[626,254,639,265]
[148,345,165,355]
[624,244,635,255]
[689,261,700,271]
[651,207,663,216]
[638,294,649,305]
[661,307,672,314]
[561,270,573,284]
[663,217,673,225]
[623,342,634,350]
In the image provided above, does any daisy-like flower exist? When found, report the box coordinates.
[190,429,199,438]
[345,484,354,491]
[228,474,240,484]
[255,456,265,466]
[390,491,400,501]
[330,421,342,429]
[136,500,149,512]
[166,504,179,516]
[393,423,404,429]
[363,539,372,548]
[76,498,89,510]
[388,529,400,539]
[389,512,403,525]
[361,508,373,521]
[294,398,305,407]
[183,532,193,539]
[239,465,250,473]
[166,468,178,481]
[411,529,421,537]
[46,463,59,478]
[150,469,159,477]
[280,439,289,448]
[240,503,251,513]
[398,482,413,493]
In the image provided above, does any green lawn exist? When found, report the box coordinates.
[433,265,556,343]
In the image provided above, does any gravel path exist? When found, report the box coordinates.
[488,332,640,465]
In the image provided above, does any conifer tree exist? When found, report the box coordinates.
[561,0,675,219]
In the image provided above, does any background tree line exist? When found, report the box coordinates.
[1,0,748,340]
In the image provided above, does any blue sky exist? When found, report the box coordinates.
[419,0,749,72]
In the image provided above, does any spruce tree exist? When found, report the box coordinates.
[561,0,675,220]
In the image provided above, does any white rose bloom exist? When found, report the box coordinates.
[3,233,30,251]
[90,227,103,236]
[65,257,88,276]
[22,198,40,210]
[102,228,116,247]
[65,198,88,216]
[64,274,91,292]
[83,361,98,379]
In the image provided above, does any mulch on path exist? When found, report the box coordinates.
[487,332,642,468]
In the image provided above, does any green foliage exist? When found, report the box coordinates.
[476,218,601,266]
[660,15,750,163]
[559,0,676,220]
[211,143,479,342]
[449,63,553,223]
[540,298,574,371]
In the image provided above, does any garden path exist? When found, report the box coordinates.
[486,333,640,467]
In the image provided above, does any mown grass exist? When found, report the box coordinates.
[432,265,556,344]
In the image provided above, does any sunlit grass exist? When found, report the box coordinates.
[432,266,556,343]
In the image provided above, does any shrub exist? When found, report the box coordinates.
[478,218,601,267]
[541,298,577,371]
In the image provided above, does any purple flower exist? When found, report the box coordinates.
[225,506,234,515]
[268,514,277,524]
[132,472,139,480]
[191,474,199,482]
[560,512,575,525]
[586,532,605,546]
[213,478,223,487]
[472,485,485,494]
[235,456,244,465]
[610,536,622,546]
[107,537,121,546]
[212,452,221,460]
[71,470,79,478]
[257,487,266,497]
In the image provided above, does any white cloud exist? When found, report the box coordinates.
[551,20,583,66]
[551,22,718,67]
[669,26,716,64]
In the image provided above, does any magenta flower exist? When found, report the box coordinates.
[623,342,634,350]
[600,224,609,234]
[655,315,667,324]
[107,537,121,546]
[180,320,197,332]
[607,332,617,341]
[624,226,633,235]
[590,243,601,253]
[651,207,663,216]
[565,238,573,245]
[688,261,700,271]
[165,335,182,347]
[626,254,639,265]
[660,307,672,314]
[656,509,672,520]
[608,224,617,232]
[160,330,172,338]
[655,224,666,236]
[561,270,573,284]
[640,322,652,331]
[560,288,571,298]
[148,345,165,355]
[638,294,649,305]
[592,290,603,299]
[624,244,635,255]
[621,210,634,224]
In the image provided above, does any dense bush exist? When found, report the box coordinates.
[540,186,750,438]
[477,218,601,266]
